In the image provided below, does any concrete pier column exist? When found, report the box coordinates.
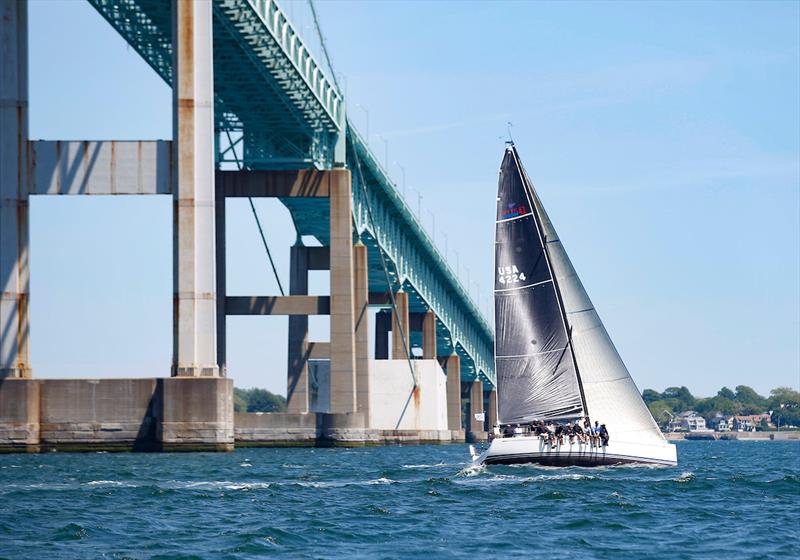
[468,380,486,441]
[0,379,39,451]
[328,170,356,413]
[0,0,31,379]
[391,290,409,360]
[487,389,497,431]
[171,0,218,377]
[353,243,370,415]
[286,244,309,413]
[422,310,437,359]
[215,173,226,376]
[445,353,462,431]
[160,377,234,451]
[374,312,390,359]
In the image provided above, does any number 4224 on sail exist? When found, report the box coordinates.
[498,265,526,284]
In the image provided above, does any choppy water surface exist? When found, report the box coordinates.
[1,441,798,559]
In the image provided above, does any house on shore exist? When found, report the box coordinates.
[669,411,713,433]
[709,414,731,432]
[732,414,773,432]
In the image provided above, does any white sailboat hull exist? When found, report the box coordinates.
[475,435,677,467]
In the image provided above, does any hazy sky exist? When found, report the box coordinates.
[25,0,799,397]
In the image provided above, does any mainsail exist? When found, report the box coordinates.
[494,146,585,423]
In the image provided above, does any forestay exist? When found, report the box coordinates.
[494,147,585,424]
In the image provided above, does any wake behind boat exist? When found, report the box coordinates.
[473,144,677,467]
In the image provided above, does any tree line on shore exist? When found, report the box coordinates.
[641,385,800,429]
[234,388,287,413]
[231,384,800,429]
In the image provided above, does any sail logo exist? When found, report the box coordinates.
[498,265,527,284]
[502,203,528,219]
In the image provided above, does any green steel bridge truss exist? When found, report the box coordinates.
[88,0,495,386]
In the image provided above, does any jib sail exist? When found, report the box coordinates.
[521,164,667,446]
[494,145,585,424]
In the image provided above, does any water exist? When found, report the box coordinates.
[1,441,798,559]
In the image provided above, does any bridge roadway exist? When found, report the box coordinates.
[0,0,495,451]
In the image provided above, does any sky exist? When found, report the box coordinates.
[24,0,799,397]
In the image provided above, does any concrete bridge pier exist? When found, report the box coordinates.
[328,170,358,413]
[286,243,310,413]
[487,388,497,432]
[445,353,465,442]
[171,0,219,379]
[0,0,31,381]
[391,291,410,360]
[422,310,436,359]
[353,242,370,416]
[0,0,233,452]
[467,379,487,442]
[164,0,231,450]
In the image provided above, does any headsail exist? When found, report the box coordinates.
[518,164,667,446]
[494,146,585,424]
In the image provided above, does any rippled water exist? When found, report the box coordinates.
[1,441,798,559]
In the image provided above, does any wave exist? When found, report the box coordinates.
[85,480,139,487]
[674,471,696,483]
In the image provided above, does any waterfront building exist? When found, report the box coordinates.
[732,414,773,432]
[682,412,709,432]
[709,414,731,432]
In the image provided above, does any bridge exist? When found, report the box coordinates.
[0,0,495,451]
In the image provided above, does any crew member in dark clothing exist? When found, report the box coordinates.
[572,421,585,444]
[554,424,564,446]
[599,424,610,446]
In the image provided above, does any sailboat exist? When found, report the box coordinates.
[472,144,677,467]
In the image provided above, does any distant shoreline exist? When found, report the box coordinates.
[665,432,799,441]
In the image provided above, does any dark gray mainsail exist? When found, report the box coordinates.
[494,145,585,424]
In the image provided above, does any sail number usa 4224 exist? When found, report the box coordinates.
[497,265,527,285]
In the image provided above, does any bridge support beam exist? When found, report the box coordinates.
[287,243,310,413]
[171,0,218,377]
[421,310,437,359]
[487,389,497,432]
[468,380,487,442]
[0,0,31,379]
[353,243,370,416]
[391,291,409,360]
[328,170,357,413]
[445,354,462,432]
[215,168,226,376]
